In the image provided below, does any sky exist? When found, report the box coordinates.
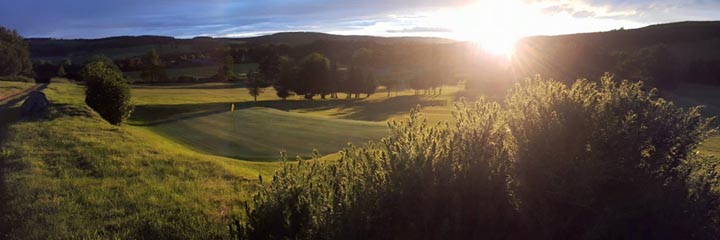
[1,0,719,40]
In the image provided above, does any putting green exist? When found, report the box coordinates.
[150,107,390,160]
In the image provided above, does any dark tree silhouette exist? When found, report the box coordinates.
[0,26,32,77]
[294,53,330,100]
[140,49,167,83]
[245,71,266,102]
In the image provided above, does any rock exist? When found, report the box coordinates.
[20,91,50,118]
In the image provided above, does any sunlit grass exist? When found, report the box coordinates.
[0,81,35,96]
[150,107,389,160]
[1,82,284,239]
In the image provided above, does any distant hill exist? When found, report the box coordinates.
[25,32,454,60]
[513,21,720,85]
[24,21,720,86]
[522,21,720,50]
[230,32,452,46]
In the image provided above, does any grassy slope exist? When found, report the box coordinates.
[0,81,35,97]
[664,84,720,157]
[152,107,389,159]
[0,83,280,239]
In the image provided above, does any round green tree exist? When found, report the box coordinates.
[82,57,134,125]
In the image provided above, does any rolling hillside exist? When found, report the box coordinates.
[26,32,454,61]
[0,82,282,239]
[513,21,720,84]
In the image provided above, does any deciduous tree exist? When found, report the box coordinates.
[0,26,32,76]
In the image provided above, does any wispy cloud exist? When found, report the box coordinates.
[0,0,717,38]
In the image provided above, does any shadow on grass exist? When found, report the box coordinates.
[132,82,245,90]
[130,95,448,126]
[0,107,18,238]
[0,106,25,238]
[0,83,50,237]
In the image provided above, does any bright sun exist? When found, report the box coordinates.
[444,0,538,57]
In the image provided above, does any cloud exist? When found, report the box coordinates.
[0,0,718,38]
[0,0,475,38]
[387,26,453,33]
[573,10,596,18]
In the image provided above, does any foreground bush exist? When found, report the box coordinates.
[82,57,134,125]
[238,74,719,239]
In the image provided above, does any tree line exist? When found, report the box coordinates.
[254,46,457,101]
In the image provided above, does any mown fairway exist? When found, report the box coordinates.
[125,82,471,160]
[151,107,390,159]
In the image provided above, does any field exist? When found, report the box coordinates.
[124,63,259,82]
[1,79,719,239]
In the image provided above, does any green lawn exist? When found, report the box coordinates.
[150,107,390,160]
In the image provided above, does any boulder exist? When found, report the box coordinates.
[20,91,50,118]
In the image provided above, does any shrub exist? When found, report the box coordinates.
[238,74,719,239]
[82,58,134,125]
[507,74,717,239]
